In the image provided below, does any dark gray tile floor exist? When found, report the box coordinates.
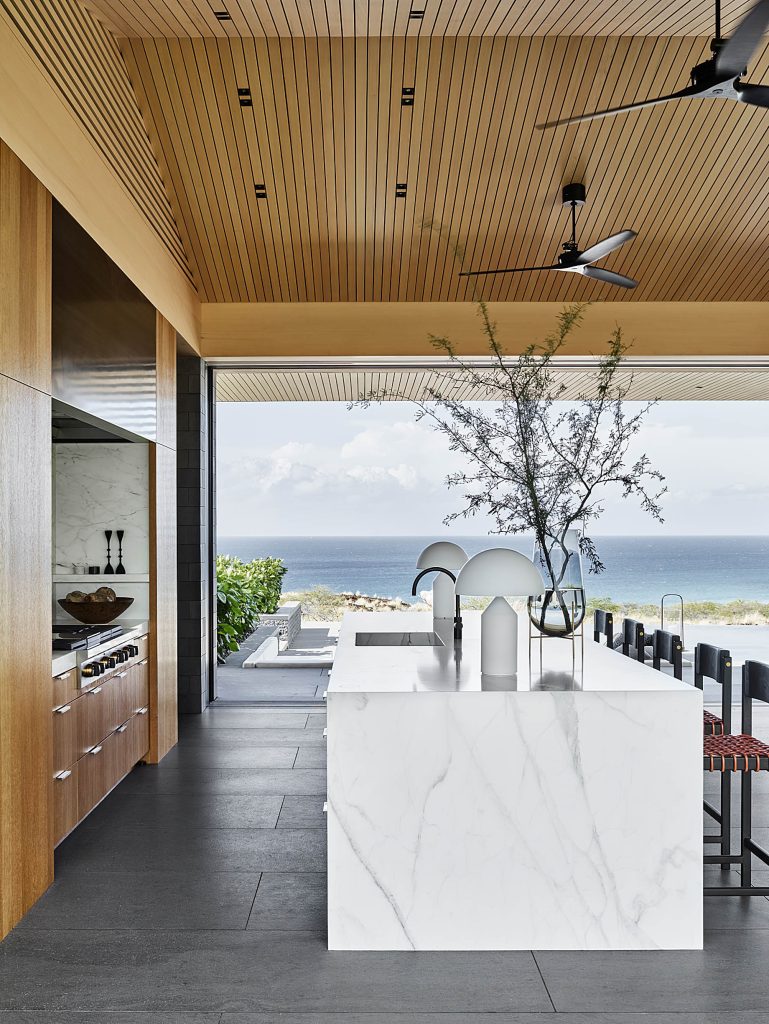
[4,705,769,1022]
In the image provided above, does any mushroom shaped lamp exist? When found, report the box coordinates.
[413,541,468,622]
[455,548,545,677]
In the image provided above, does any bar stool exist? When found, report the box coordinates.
[620,617,646,662]
[652,628,683,679]
[704,660,769,895]
[695,643,733,867]
[593,609,614,647]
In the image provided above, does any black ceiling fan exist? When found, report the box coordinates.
[537,0,769,129]
[459,183,637,289]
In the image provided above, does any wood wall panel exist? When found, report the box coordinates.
[82,0,758,39]
[0,0,200,346]
[122,34,769,305]
[0,376,53,939]
[0,142,51,392]
[155,312,177,449]
[148,442,178,763]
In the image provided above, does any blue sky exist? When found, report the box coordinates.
[216,399,769,537]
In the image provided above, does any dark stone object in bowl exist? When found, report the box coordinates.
[58,597,134,624]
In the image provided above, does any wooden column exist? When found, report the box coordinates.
[0,141,53,938]
[148,312,178,762]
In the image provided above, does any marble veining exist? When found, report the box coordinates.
[327,612,703,952]
[54,443,149,573]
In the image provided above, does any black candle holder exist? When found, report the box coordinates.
[104,530,114,575]
[116,530,125,574]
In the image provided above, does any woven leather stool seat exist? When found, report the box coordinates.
[704,710,725,736]
[704,734,769,772]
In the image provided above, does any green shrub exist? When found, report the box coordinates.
[216,555,287,662]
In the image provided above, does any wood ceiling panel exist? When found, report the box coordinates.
[215,364,769,401]
[3,0,191,282]
[122,33,769,304]
[83,0,758,39]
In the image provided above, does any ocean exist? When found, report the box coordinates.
[216,535,769,605]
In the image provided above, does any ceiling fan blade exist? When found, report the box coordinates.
[580,266,637,289]
[536,85,703,129]
[575,230,637,266]
[736,81,769,106]
[716,0,769,79]
[458,265,561,277]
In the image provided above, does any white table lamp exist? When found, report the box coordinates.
[414,541,468,621]
[455,548,545,676]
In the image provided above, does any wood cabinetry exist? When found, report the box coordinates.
[52,634,150,846]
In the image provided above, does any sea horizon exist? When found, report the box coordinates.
[217,534,769,605]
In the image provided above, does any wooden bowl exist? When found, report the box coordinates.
[58,597,134,624]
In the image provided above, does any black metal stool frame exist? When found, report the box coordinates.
[697,645,732,868]
[705,660,769,896]
[593,609,613,647]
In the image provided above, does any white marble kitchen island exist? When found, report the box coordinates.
[327,610,702,952]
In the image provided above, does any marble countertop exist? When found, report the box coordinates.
[51,619,149,676]
[329,610,694,695]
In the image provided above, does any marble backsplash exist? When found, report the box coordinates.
[54,443,150,574]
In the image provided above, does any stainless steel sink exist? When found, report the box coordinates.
[355,631,445,647]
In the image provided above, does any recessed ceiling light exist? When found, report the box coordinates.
[214,10,231,20]
[395,183,407,198]
[254,183,267,199]
[238,87,252,107]
[401,87,415,107]
[409,9,425,19]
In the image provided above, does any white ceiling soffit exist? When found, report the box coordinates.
[214,358,769,402]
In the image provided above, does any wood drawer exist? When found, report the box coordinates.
[77,730,121,818]
[77,683,111,757]
[52,669,77,710]
[52,699,81,775]
[53,762,79,846]
[130,659,149,716]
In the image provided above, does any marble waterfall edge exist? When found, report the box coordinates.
[326,616,703,953]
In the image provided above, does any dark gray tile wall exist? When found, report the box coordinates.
[176,352,210,714]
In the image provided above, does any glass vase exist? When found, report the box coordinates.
[529,530,586,638]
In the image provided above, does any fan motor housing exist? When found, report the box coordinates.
[562,182,586,206]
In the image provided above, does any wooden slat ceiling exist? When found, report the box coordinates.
[2,0,192,282]
[215,364,769,401]
[120,32,769,303]
[83,0,756,39]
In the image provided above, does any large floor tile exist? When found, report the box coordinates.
[175,728,326,748]
[15,871,260,931]
[81,792,283,830]
[221,1015,769,1024]
[248,872,326,931]
[0,931,550,1013]
[121,767,326,796]
[294,746,326,768]
[277,796,326,829]
[56,826,326,874]
[183,711,309,729]
[159,745,298,769]
[0,1015,220,1023]
[535,928,769,1012]
[703,895,769,929]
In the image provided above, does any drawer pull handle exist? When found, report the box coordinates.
[55,704,71,714]
[54,672,71,681]
[323,801,328,814]
[322,727,327,738]
[88,686,103,695]
[138,660,148,667]
[116,672,127,679]
[137,707,148,715]
[54,769,72,780]
[116,724,128,733]
[89,745,103,755]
